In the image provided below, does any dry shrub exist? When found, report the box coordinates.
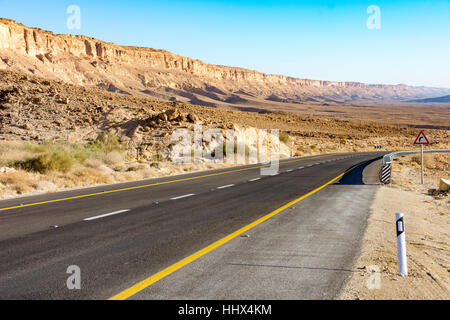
[104,151,124,167]
[56,172,82,189]
[75,167,113,185]
[410,154,441,170]
[84,159,103,169]
[411,155,422,166]
[33,180,58,192]
[97,165,114,174]
[424,154,437,169]
[182,164,195,172]
[141,169,156,179]
[0,141,35,165]
[279,132,290,143]
[0,170,36,185]
[430,154,450,172]
[120,171,145,182]
[0,170,37,194]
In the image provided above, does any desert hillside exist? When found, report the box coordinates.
[1,18,450,111]
[1,68,448,199]
[2,69,449,150]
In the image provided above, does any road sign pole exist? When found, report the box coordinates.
[421,144,424,184]
[413,130,429,185]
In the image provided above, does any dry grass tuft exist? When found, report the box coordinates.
[104,151,124,167]
[0,170,38,194]
[75,167,114,185]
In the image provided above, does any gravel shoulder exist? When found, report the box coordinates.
[339,155,449,300]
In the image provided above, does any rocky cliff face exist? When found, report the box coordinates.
[0,18,449,109]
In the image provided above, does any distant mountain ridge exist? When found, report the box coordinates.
[1,18,449,109]
[409,95,450,103]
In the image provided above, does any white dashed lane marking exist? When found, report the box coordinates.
[84,209,130,221]
[170,194,195,200]
[217,184,235,189]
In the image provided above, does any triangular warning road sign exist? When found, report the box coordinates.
[414,130,430,145]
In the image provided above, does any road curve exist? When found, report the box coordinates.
[0,152,386,299]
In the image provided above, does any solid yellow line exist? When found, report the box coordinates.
[0,154,330,213]
[108,164,354,300]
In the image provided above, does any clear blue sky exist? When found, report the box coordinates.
[1,0,449,88]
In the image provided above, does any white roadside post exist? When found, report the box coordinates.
[396,213,408,277]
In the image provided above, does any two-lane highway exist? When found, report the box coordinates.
[0,152,385,299]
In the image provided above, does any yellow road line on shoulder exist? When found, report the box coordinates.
[0,154,330,213]
[108,164,355,300]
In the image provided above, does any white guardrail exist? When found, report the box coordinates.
[381,149,450,184]
[382,149,450,166]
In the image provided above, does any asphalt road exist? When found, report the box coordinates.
[0,152,386,299]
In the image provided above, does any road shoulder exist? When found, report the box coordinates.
[130,182,378,299]
[339,157,450,299]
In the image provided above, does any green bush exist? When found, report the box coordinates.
[87,139,104,153]
[94,132,123,153]
[16,140,94,173]
[9,133,127,174]
[279,132,290,143]
[24,143,46,153]
[19,151,74,173]
[74,151,88,164]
